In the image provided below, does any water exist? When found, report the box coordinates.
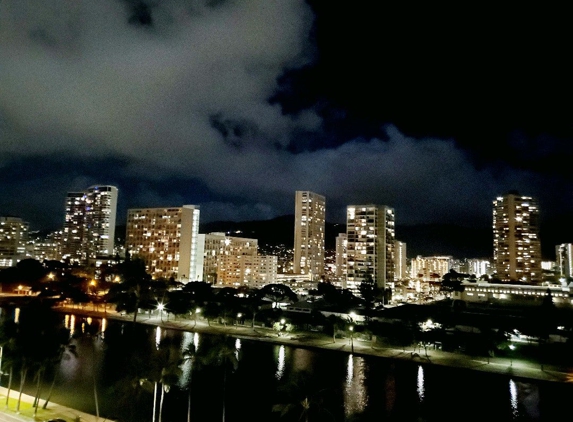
[5,310,573,421]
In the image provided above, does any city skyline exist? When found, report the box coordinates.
[1,1,571,243]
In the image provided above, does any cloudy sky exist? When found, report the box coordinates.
[1,1,572,243]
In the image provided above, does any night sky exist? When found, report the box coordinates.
[1,1,572,247]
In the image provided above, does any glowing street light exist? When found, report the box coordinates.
[236,313,242,329]
[193,308,201,328]
[509,343,516,367]
[349,325,354,353]
[157,303,165,323]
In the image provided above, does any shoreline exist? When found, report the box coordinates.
[58,304,573,385]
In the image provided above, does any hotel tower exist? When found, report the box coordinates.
[493,192,542,283]
[61,185,118,263]
[346,205,395,292]
[293,191,326,280]
[125,205,200,282]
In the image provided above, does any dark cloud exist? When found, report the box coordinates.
[0,0,571,257]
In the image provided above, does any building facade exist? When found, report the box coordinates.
[493,193,542,283]
[61,185,118,263]
[197,232,258,284]
[125,205,200,281]
[346,205,395,292]
[335,233,347,279]
[556,243,573,281]
[293,191,326,280]
[0,216,29,268]
[410,256,452,281]
[394,240,408,281]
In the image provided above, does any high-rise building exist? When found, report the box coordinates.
[28,230,62,262]
[335,233,347,280]
[197,232,258,284]
[346,205,395,292]
[85,185,117,258]
[195,232,277,287]
[493,192,542,283]
[0,216,29,268]
[62,192,86,262]
[125,205,200,281]
[556,243,573,281]
[61,185,118,263]
[293,191,325,280]
[410,256,452,281]
[394,240,408,281]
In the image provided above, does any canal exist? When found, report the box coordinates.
[3,309,573,421]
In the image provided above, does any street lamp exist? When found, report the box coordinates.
[349,325,354,353]
[193,308,201,328]
[236,313,242,329]
[157,303,165,323]
[509,343,516,367]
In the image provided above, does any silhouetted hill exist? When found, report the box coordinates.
[200,215,492,259]
[116,214,566,260]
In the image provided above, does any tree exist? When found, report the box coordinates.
[0,317,18,409]
[108,258,153,324]
[325,314,346,343]
[141,337,183,422]
[440,269,466,295]
[272,370,335,421]
[358,279,379,322]
[42,327,76,409]
[9,301,65,413]
[256,284,298,308]
[195,336,239,422]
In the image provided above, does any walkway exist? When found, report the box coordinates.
[0,386,113,422]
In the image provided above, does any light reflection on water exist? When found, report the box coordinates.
[179,331,195,387]
[509,379,518,418]
[344,355,368,417]
[101,318,107,339]
[235,338,241,361]
[193,332,199,351]
[509,379,541,420]
[275,345,285,380]
[30,312,563,422]
[417,365,425,402]
[155,326,161,349]
[64,314,76,337]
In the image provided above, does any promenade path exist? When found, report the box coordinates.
[0,386,114,422]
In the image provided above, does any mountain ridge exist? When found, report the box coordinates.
[115,214,567,260]
[198,215,492,259]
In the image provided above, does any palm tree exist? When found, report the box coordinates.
[195,336,239,422]
[142,337,182,422]
[16,356,30,412]
[181,343,199,422]
[0,318,18,409]
[273,370,335,421]
[42,327,76,409]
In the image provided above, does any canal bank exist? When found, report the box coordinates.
[57,304,573,385]
[0,386,114,422]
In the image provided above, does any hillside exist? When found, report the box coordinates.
[199,215,492,259]
[116,213,567,260]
